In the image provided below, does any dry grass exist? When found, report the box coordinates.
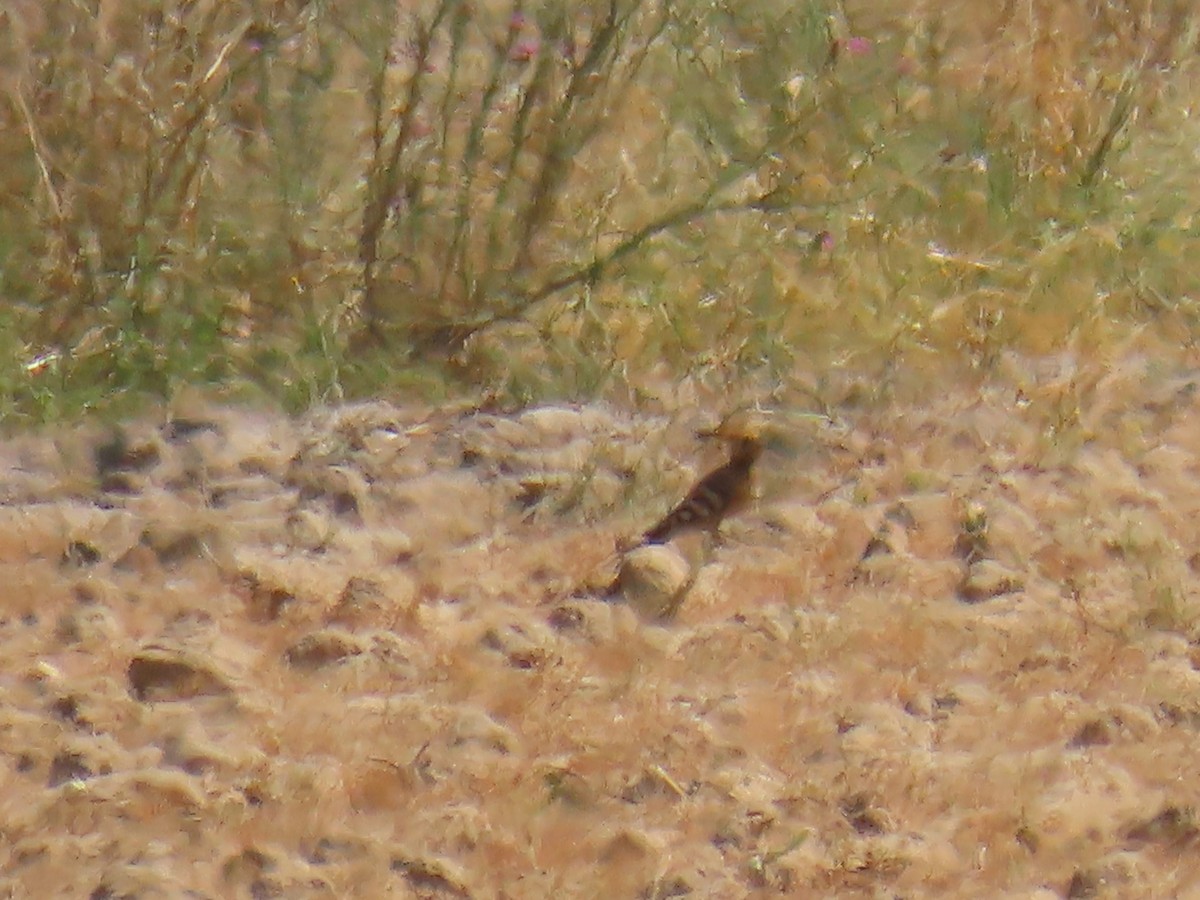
[2,335,1200,896]
[4,2,1200,896]
[2,0,1200,414]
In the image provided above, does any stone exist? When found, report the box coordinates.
[613,545,693,620]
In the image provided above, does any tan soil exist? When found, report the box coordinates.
[4,350,1200,898]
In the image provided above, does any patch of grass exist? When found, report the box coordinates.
[2,1,1200,421]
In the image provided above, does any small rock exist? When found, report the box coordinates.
[286,507,334,553]
[840,792,891,834]
[128,646,236,702]
[138,524,215,567]
[161,417,220,443]
[612,545,693,620]
[161,727,240,775]
[546,600,619,642]
[306,835,370,866]
[327,576,389,626]
[287,462,366,521]
[94,432,160,475]
[1124,805,1198,846]
[1065,868,1100,899]
[238,572,295,623]
[221,846,280,891]
[47,751,93,788]
[372,528,415,564]
[451,708,517,755]
[55,603,119,646]
[1070,718,1114,748]
[98,472,144,495]
[285,629,366,670]
[958,559,1024,604]
[479,622,550,670]
[599,827,659,863]
[390,853,472,898]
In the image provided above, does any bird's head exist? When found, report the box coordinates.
[697,408,768,442]
[697,409,769,466]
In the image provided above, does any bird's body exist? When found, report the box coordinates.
[592,417,768,610]
[640,435,762,545]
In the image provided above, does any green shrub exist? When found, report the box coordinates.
[2,0,1198,418]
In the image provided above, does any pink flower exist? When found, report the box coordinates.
[508,11,528,32]
[510,37,539,62]
[843,36,872,56]
[810,230,834,253]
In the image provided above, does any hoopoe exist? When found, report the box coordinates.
[578,412,770,608]
[637,418,765,547]
[639,435,762,544]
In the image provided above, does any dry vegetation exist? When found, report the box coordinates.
[3,0,1200,412]
[5,0,1200,897]
[6,346,1200,897]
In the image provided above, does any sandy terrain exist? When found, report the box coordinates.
[4,348,1200,898]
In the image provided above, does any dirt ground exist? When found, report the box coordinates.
[5,347,1200,898]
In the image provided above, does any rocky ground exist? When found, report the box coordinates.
[4,347,1200,898]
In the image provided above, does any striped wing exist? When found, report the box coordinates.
[642,464,746,544]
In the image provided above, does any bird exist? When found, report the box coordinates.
[572,411,772,611]
[637,419,765,546]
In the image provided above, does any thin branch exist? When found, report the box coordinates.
[11,85,64,222]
